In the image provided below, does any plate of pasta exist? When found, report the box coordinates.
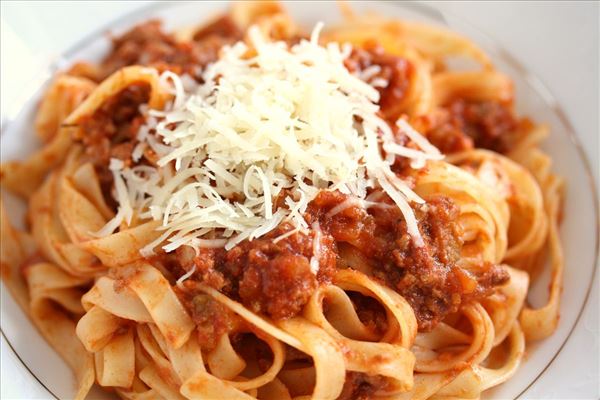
[1,1,598,400]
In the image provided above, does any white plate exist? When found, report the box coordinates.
[1,2,598,399]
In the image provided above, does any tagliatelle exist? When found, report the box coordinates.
[0,1,564,400]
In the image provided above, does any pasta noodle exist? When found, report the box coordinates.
[0,2,564,399]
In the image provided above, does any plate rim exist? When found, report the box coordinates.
[1,2,598,399]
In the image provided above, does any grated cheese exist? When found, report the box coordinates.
[326,197,365,218]
[324,196,397,219]
[310,221,323,274]
[272,226,302,244]
[176,263,196,288]
[99,23,443,254]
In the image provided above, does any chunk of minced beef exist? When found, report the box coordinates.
[75,83,149,203]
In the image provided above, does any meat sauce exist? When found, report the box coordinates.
[414,98,519,154]
[80,23,510,341]
[182,292,237,350]
[75,83,149,200]
[337,372,392,400]
[100,18,241,80]
[344,42,519,154]
[74,19,243,195]
[176,190,507,333]
[344,42,413,120]
[176,223,337,321]
[345,291,389,336]
[307,190,508,331]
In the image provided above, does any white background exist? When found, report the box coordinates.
[1,1,598,399]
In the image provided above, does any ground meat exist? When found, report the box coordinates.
[237,252,316,319]
[187,293,236,350]
[176,224,337,320]
[307,190,509,331]
[416,98,519,154]
[382,197,508,330]
[75,83,149,200]
[100,18,241,80]
[172,189,507,330]
[101,20,193,78]
[73,17,243,201]
[344,41,413,120]
[192,15,242,42]
[337,372,391,400]
[450,98,518,152]
[412,109,475,154]
[231,332,274,371]
[346,292,389,335]
[72,16,513,336]
[189,15,243,68]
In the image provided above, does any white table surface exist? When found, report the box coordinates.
[1,1,598,399]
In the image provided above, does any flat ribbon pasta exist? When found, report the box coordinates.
[0,2,565,400]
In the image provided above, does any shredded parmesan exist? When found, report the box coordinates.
[310,221,323,274]
[326,197,364,218]
[176,264,196,288]
[272,226,303,244]
[99,24,442,254]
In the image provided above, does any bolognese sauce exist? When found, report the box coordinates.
[80,22,509,334]
[345,42,413,119]
[307,190,508,331]
[415,98,520,154]
[75,83,148,201]
[337,372,393,400]
[175,223,337,321]
[100,19,240,79]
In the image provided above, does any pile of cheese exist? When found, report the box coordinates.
[99,23,442,257]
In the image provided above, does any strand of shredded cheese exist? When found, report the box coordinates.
[310,221,323,275]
